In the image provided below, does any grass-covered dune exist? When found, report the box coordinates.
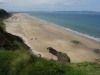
[0,9,100,75]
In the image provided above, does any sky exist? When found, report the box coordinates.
[0,0,100,12]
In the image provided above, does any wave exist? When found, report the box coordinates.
[28,13,100,43]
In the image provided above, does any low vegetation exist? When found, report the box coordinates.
[0,50,100,75]
[93,49,100,54]
[71,40,81,44]
[47,47,70,63]
[0,11,29,50]
[0,21,5,30]
[0,9,10,19]
[57,53,70,64]
[0,9,100,75]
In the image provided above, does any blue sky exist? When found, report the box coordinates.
[0,0,100,12]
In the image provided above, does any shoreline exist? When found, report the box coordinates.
[5,13,100,63]
[27,13,100,43]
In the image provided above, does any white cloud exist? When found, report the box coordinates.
[0,0,77,11]
[2,0,76,5]
[0,0,5,2]
[0,0,100,11]
[0,0,5,3]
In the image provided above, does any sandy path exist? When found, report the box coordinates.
[5,13,100,63]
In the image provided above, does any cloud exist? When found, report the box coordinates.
[0,0,100,11]
[1,0,76,6]
[0,0,6,4]
[0,0,77,11]
[4,0,67,4]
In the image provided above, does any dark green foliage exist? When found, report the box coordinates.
[57,53,70,64]
[0,28,29,50]
[0,9,29,50]
[0,20,29,50]
[47,47,70,63]
[71,40,80,44]
[0,9,10,19]
[93,49,100,54]
[0,21,5,31]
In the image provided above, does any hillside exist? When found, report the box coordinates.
[0,9,10,19]
[0,9,100,75]
[0,9,29,50]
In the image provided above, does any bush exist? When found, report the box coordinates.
[93,49,100,54]
[71,40,81,44]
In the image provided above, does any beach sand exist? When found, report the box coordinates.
[5,13,100,63]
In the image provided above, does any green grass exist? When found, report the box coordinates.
[0,21,5,31]
[0,50,100,75]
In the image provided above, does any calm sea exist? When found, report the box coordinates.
[28,12,100,41]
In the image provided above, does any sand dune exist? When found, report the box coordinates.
[5,13,100,63]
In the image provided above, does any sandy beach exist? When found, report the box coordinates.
[5,13,100,63]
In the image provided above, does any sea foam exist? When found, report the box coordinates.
[27,13,100,43]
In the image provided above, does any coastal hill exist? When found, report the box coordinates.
[54,11,100,14]
[0,9,100,75]
[0,9,10,19]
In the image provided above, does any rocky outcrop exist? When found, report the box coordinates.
[47,47,71,63]
[47,47,62,56]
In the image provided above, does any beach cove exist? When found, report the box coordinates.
[5,13,100,63]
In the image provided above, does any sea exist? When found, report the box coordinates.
[28,11,100,42]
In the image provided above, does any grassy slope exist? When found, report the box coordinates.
[0,50,100,75]
[0,9,100,75]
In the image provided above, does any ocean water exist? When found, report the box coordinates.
[28,12,100,41]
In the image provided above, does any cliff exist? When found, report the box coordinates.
[0,9,29,50]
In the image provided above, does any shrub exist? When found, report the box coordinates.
[93,49,100,54]
[71,40,80,44]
